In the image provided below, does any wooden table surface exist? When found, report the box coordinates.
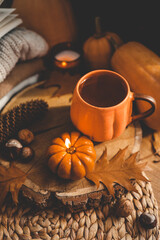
[1,70,144,211]
[1,69,160,222]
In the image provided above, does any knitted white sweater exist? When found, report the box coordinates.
[0,27,49,82]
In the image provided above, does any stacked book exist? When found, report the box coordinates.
[0,8,45,111]
[0,8,22,38]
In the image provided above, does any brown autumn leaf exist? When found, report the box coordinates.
[153,131,160,156]
[86,147,148,197]
[0,163,27,207]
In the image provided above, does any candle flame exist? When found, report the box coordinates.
[61,61,67,67]
[65,138,71,148]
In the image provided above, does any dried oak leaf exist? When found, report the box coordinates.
[86,147,148,197]
[0,163,27,207]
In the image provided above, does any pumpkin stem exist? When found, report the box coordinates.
[95,16,104,38]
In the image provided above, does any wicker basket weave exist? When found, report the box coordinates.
[0,180,159,240]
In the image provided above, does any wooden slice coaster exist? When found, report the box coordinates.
[0,71,143,211]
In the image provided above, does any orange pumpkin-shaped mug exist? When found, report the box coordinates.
[70,70,156,142]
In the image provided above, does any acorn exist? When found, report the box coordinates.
[18,129,34,145]
[115,197,134,218]
[20,146,35,162]
[139,213,157,229]
[5,139,23,161]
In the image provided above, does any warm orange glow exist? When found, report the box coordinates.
[65,138,71,148]
[61,61,67,67]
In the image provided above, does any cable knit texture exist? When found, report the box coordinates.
[0,27,49,82]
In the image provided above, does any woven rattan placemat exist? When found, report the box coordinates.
[0,180,159,240]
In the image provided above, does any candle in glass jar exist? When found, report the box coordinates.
[54,50,80,69]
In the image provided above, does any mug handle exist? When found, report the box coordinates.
[131,93,156,122]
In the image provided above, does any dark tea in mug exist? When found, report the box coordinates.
[79,71,128,107]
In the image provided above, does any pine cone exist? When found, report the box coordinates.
[0,99,48,146]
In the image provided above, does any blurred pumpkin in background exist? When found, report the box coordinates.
[12,0,78,48]
[83,16,123,70]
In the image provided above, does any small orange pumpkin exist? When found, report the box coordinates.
[83,16,123,70]
[47,132,96,180]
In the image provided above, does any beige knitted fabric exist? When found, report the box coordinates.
[0,27,49,83]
